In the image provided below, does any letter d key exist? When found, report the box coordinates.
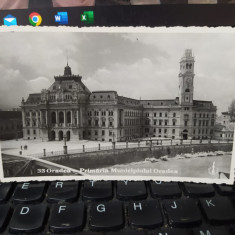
[9,204,47,233]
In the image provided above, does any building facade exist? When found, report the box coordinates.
[0,111,23,140]
[21,49,216,142]
[214,112,234,141]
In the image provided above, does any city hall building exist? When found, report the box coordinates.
[21,49,216,142]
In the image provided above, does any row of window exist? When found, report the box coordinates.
[220,133,234,138]
[87,110,114,117]
[88,119,113,127]
[145,119,177,126]
[145,128,176,134]
[49,94,73,101]
[124,111,141,117]
[145,112,176,118]
[53,85,73,90]
[26,129,37,135]
[193,129,214,135]
[144,119,214,128]
[194,113,215,119]
[124,128,140,136]
[125,119,140,126]
[193,120,215,127]
[144,128,214,135]
[86,130,114,137]
[92,94,112,99]
[26,119,39,127]
[181,63,193,70]
[145,134,172,138]
[144,112,215,119]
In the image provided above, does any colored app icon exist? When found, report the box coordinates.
[81,11,94,24]
[4,15,17,26]
[29,12,42,26]
[55,12,68,25]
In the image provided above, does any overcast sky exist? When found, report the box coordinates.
[0,31,234,114]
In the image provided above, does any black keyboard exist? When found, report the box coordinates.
[0,181,235,234]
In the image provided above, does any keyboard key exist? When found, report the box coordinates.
[128,200,163,229]
[200,197,235,224]
[78,233,105,235]
[9,204,47,233]
[192,227,230,235]
[12,182,45,204]
[216,184,235,196]
[150,182,181,199]
[90,201,124,231]
[117,181,147,201]
[54,233,104,235]
[47,181,79,203]
[164,199,202,227]
[184,183,215,197]
[83,181,112,201]
[0,183,12,203]
[0,205,11,232]
[108,231,146,235]
[153,229,190,235]
[49,202,85,233]
[230,225,235,234]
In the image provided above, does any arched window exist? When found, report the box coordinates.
[186,63,189,69]
[59,112,64,124]
[67,111,71,124]
[185,88,190,92]
[51,112,56,124]
[189,64,192,69]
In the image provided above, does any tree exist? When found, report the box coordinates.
[228,99,235,122]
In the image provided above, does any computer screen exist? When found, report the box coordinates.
[1,0,235,27]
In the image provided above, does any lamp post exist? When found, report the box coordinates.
[63,134,67,154]
[112,128,116,150]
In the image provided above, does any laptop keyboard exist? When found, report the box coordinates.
[0,181,235,234]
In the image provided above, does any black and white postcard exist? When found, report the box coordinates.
[0,27,234,183]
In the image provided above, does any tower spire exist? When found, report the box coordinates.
[66,49,69,66]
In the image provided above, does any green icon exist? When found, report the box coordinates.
[81,11,94,24]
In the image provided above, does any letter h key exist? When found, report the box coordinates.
[128,200,163,229]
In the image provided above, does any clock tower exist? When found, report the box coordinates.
[178,49,195,105]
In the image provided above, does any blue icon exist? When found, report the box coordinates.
[54,12,68,25]
[4,14,17,26]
